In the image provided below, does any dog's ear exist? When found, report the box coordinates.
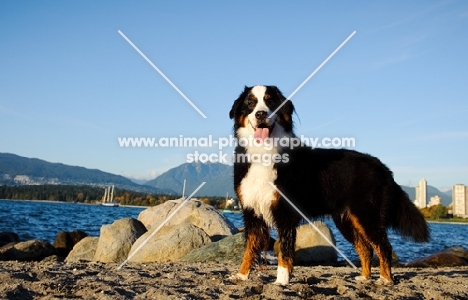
[271,86,295,117]
[281,99,295,118]
[270,86,295,132]
[229,86,249,119]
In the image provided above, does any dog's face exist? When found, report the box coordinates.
[229,85,294,141]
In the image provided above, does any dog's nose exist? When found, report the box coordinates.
[255,110,267,120]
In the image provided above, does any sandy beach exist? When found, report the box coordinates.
[1,259,467,299]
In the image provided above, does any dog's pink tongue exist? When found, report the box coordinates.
[254,128,269,141]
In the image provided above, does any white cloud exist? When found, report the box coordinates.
[148,170,161,179]
[372,0,455,32]
[119,170,161,182]
[373,52,413,69]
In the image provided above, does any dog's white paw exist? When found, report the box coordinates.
[228,273,249,281]
[273,266,289,285]
[273,279,289,286]
[355,275,371,283]
[375,276,394,286]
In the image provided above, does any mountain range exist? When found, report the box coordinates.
[144,162,452,205]
[0,153,168,194]
[0,152,453,204]
[145,162,235,197]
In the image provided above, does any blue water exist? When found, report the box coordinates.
[1,200,467,263]
[223,211,468,263]
[0,200,146,243]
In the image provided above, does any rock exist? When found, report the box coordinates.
[274,222,337,265]
[128,222,211,263]
[180,232,246,264]
[53,230,88,257]
[65,237,99,263]
[138,199,238,241]
[93,218,147,263]
[406,252,468,267]
[442,246,468,260]
[0,240,56,261]
[0,232,20,247]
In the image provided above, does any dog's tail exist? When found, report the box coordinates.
[390,186,430,243]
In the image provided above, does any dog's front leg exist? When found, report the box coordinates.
[235,208,270,280]
[274,224,296,285]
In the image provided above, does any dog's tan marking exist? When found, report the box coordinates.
[348,213,393,284]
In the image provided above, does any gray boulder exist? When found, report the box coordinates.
[0,240,56,261]
[0,232,20,247]
[274,222,337,265]
[53,230,88,257]
[93,218,147,263]
[138,199,238,241]
[443,246,468,260]
[65,236,99,263]
[128,222,211,263]
[180,232,246,264]
[406,252,468,267]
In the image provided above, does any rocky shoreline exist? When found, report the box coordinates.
[1,199,468,299]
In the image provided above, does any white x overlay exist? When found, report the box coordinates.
[118,30,207,119]
[117,182,206,270]
[117,30,357,269]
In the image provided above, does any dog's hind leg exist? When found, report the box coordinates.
[353,235,373,282]
[235,208,270,281]
[369,232,393,285]
[347,213,394,285]
[333,214,373,282]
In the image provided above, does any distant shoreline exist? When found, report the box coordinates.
[2,199,467,225]
[0,199,77,204]
[427,220,468,225]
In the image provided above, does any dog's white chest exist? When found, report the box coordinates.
[239,163,277,227]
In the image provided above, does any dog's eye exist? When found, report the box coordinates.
[264,95,274,105]
[247,95,257,107]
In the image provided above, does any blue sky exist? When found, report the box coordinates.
[1,1,467,191]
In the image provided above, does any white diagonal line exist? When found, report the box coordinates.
[118,30,207,119]
[269,31,356,119]
[268,182,357,269]
[117,182,206,270]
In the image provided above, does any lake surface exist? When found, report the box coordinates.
[1,199,467,263]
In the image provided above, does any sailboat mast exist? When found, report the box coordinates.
[110,185,114,202]
[103,188,108,203]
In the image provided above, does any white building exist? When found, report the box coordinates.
[428,195,441,207]
[414,178,427,208]
[225,198,239,210]
[14,175,30,184]
[452,184,468,217]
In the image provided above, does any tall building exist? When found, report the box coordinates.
[452,184,468,217]
[414,178,427,208]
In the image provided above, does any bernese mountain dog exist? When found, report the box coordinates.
[229,85,429,285]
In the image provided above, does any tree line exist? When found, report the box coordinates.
[0,185,228,208]
[419,204,468,223]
